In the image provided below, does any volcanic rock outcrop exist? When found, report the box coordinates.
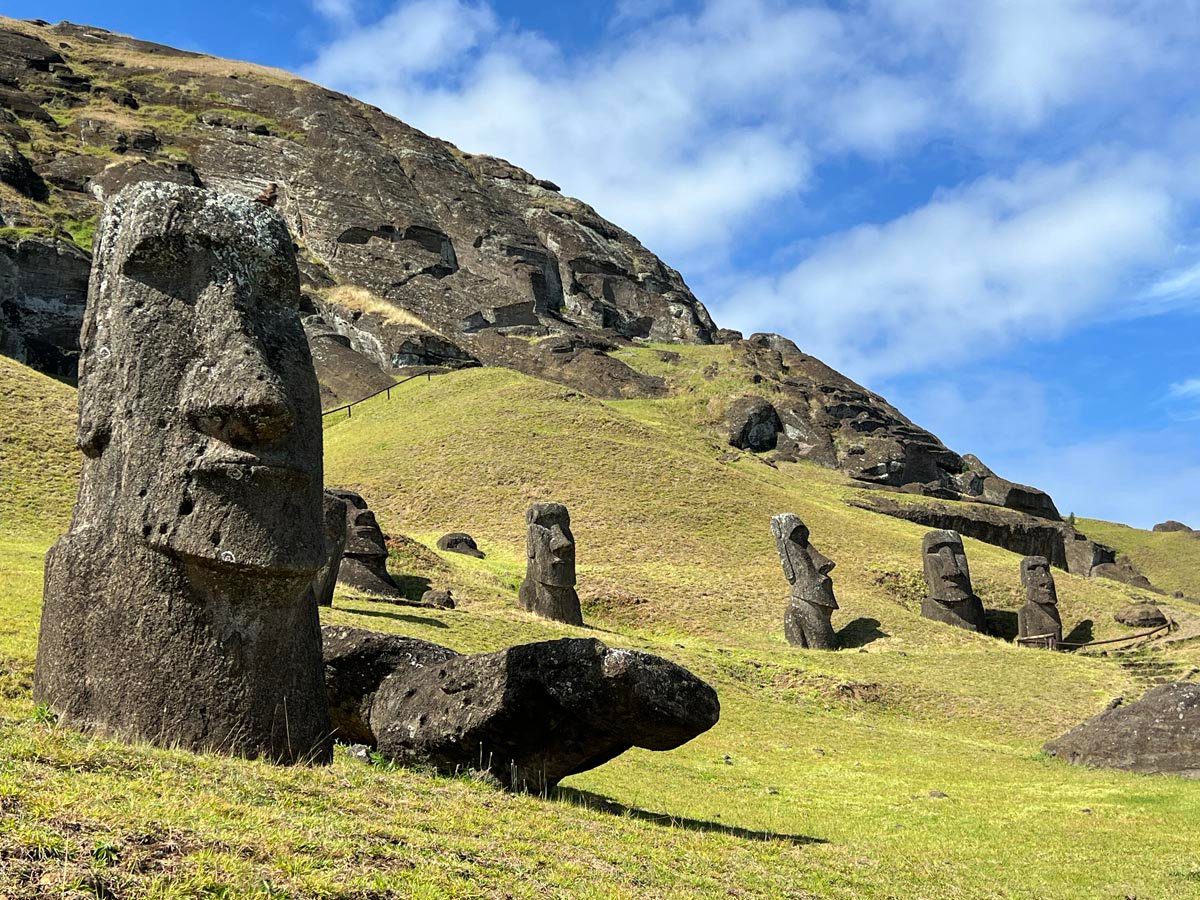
[1153,520,1194,533]
[1046,683,1200,777]
[322,625,720,793]
[771,513,838,649]
[33,182,330,763]
[920,530,987,633]
[1017,556,1062,646]
[314,490,348,607]
[518,502,583,625]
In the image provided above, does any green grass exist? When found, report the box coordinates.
[5,352,1200,896]
[1080,517,1200,598]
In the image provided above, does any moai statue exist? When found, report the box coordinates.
[770,513,838,649]
[518,502,583,625]
[1018,555,1062,646]
[920,530,987,633]
[327,488,403,599]
[313,490,348,607]
[33,182,331,763]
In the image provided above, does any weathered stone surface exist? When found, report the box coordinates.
[33,182,330,763]
[86,158,202,203]
[0,137,47,200]
[323,626,720,793]
[420,588,455,609]
[1018,556,1062,644]
[0,235,90,377]
[314,490,348,607]
[437,532,484,558]
[1046,683,1200,777]
[518,502,583,625]
[1153,520,1194,533]
[1092,559,1154,591]
[771,513,838,649]
[327,487,404,599]
[1114,603,1168,629]
[726,396,781,452]
[920,530,987,633]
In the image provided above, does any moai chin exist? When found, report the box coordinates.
[770,513,838,649]
[518,502,583,625]
[33,182,331,764]
[1018,555,1063,646]
[920,530,987,633]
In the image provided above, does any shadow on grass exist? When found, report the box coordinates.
[986,609,1019,642]
[1063,618,1094,646]
[556,788,827,846]
[837,617,887,648]
[343,606,449,629]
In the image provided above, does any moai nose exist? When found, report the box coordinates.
[185,345,294,448]
[812,549,835,576]
[550,526,572,552]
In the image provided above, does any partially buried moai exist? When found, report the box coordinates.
[326,487,403,599]
[920,530,987,633]
[771,514,839,649]
[1018,555,1062,646]
[518,502,583,625]
[33,182,331,764]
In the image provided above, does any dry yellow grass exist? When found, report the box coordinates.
[322,284,440,333]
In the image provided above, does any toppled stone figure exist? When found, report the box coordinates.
[313,490,348,607]
[33,182,331,764]
[1046,683,1200,778]
[327,488,404,599]
[771,513,838,649]
[1018,556,1062,646]
[323,625,720,793]
[518,502,583,625]
[437,532,484,558]
[920,530,987,633]
[1114,603,1168,629]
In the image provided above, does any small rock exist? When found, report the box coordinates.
[420,588,455,609]
[929,790,949,799]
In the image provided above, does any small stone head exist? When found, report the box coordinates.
[526,502,576,588]
[922,530,973,604]
[73,182,323,577]
[1021,556,1058,606]
[770,513,837,608]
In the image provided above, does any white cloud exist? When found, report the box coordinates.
[312,0,356,23]
[718,153,1181,379]
[1170,378,1200,400]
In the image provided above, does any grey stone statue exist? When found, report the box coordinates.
[313,490,348,607]
[518,502,583,625]
[33,182,331,764]
[920,529,987,633]
[770,513,838,649]
[327,487,403,598]
[1018,555,1062,645]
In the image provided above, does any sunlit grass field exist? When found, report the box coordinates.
[4,350,1200,897]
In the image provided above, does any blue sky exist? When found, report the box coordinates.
[10,0,1200,527]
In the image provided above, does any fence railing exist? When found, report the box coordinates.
[321,370,433,420]
[1016,621,1173,651]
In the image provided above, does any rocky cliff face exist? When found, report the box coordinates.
[0,16,1062,518]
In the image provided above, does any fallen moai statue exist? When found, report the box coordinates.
[1046,683,1200,778]
[323,625,720,793]
[34,181,331,764]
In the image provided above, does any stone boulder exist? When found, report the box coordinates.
[725,396,781,452]
[437,532,484,558]
[1045,683,1200,777]
[33,182,331,764]
[420,588,455,609]
[322,626,720,793]
[1113,603,1168,629]
[1153,520,1194,533]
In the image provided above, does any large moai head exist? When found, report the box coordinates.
[336,491,389,562]
[922,530,973,604]
[525,502,576,589]
[1021,556,1058,607]
[770,513,837,609]
[73,181,324,578]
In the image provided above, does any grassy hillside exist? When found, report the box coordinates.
[4,351,1200,897]
[1080,516,1200,598]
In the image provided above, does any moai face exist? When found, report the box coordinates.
[922,530,973,604]
[346,507,388,559]
[74,182,323,577]
[1021,556,1058,606]
[526,502,576,588]
[770,513,837,609]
